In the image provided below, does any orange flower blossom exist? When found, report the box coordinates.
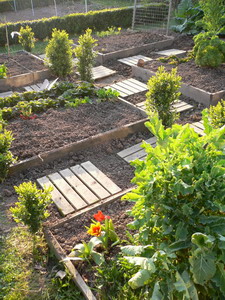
[93,210,110,222]
[87,222,102,237]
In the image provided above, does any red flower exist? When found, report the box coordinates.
[94,210,110,222]
[87,222,102,236]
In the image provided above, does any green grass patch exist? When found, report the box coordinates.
[0,226,85,300]
[0,40,48,55]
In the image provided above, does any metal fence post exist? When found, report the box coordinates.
[132,0,137,30]
[166,0,173,36]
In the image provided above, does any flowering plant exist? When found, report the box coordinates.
[87,210,119,249]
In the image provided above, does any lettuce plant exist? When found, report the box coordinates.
[122,114,225,298]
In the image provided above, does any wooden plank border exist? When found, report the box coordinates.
[131,66,225,107]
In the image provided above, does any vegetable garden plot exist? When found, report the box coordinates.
[0,51,51,91]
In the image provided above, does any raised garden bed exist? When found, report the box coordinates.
[89,31,174,64]
[7,98,147,174]
[0,51,51,91]
[45,194,135,300]
[131,59,225,106]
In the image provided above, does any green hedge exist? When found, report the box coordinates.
[0,8,133,46]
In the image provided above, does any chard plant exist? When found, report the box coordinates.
[121,114,225,298]
[202,99,225,129]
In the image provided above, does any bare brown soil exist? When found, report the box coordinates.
[88,31,169,54]
[0,51,46,77]
[143,59,225,93]
[7,100,145,161]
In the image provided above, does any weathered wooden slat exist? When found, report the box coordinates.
[117,137,156,158]
[0,91,13,98]
[189,122,205,136]
[48,172,87,210]
[104,86,126,97]
[60,168,99,205]
[30,84,40,92]
[115,81,142,93]
[175,104,193,113]
[70,165,110,199]
[109,83,133,96]
[128,78,148,89]
[123,79,147,92]
[124,149,147,162]
[156,49,186,56]
[24,86,33,92]
[37,176,74,216]
[81,161,121,195]
[118,55,152,66]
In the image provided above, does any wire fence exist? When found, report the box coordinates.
[132,0,173,35]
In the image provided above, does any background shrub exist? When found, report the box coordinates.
[10,181,52,234]
[203,99,225,129]
[45,28,73,77]
[74,28,97,82]
[145,66,181,127]
[18,25,35,52]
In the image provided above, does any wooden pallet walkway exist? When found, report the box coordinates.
[117,137,157,162]
[0,91,13,98]
[189,120,205,136]
[24,78,58,92]
[37,161,121,216]
[136,100,193,113]
[155,49,186,56]
[118,55,152,66]
[76,65,116,81]
[105,78,148,98]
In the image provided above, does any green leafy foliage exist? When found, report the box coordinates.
[18,25,35,52]
[65,237,105,265]
[197,0,225,33]
[45,28,73,77]
[121,114,225,298]
[0,81,117,120]
[193,32,225,67]
[0,111,15,183]
[171,0,203,34]
[96,26,121,37]
[202,99,225,129]
[0,63,7,78]
[10,182,52,234]
[74,29,97,82]
[145,66,181,127]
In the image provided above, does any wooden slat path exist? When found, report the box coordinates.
[76,66,116,81]
[0,91,13,98]
[118,55,153,66]
[136,100,193,113]
[24,79,57,92]
[155,49,186,56]
[105,78,148,98]
[37,161,121,216]
[117,137,157,162]
[189,120,205,136]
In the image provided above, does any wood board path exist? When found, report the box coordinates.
[118,55,152,66]
[37,161,121,216]
[137,100,193,113]
[105,78,148,98]
[0,91,13,98]
[117,121,205,163]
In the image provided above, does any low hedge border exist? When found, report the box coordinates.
[0,8,133,46]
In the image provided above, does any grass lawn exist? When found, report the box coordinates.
[0,40,48,55]
[0,226,85,300]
